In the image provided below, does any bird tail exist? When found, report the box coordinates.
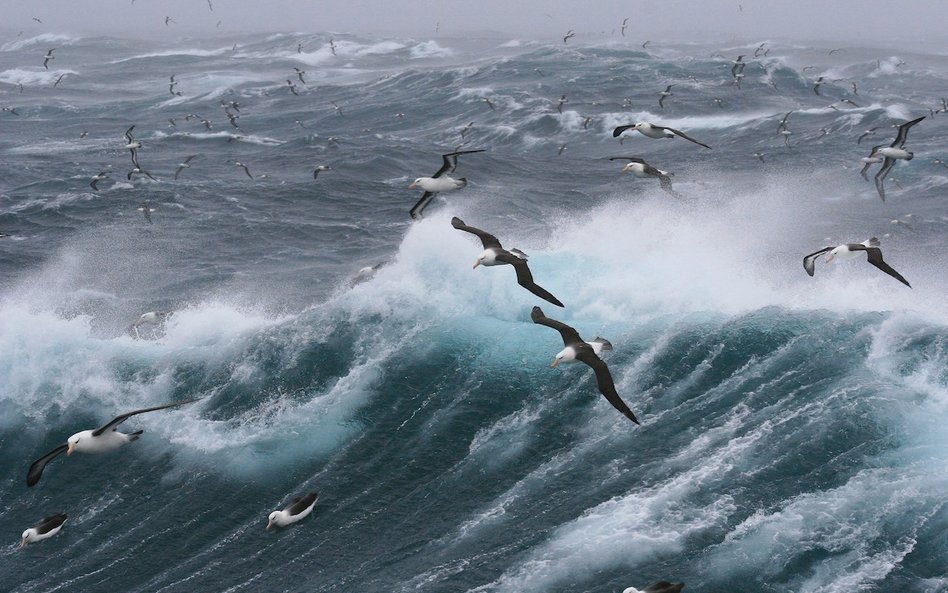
[863,237,881,248]
[904,151,914,160]
[591,337,613,351]
[128,430,144,442]
[456,177,468,188]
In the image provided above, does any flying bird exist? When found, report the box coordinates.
[138,202,154,224]
[658,84,674,109]
[531,306,640,424]
[313,165,332,179]
[612,122,712,149]
[20,514,67,549]
[26,399,200,486]
[42,48,55,69]
[234,161,254,179]
[803,237,910,287]
[869,116,925,201]
[610,156,678,196]
[563,30,575,44]
[408,149,485,219]
[89,171,109,191]
[451,216,564,308]
[174,155,197,180]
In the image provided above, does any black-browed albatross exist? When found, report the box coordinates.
[531,306,640,424]
[451,217,564,308]
[609,156,678,197]
[803,237,911,287]
[869,116,925,201]
[26,398,201,486]
[408,150,485,219]
[612,122,711,149]
[267,492,318,530]
[20,513,67,548]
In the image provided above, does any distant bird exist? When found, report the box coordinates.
[53,73,66,87]
[313,165,332,179]
[731,55,746,79]
[563,30,575,44]
[840,98,859,108]
[612,122,712,149]
[859,144,886,181]
[138,202,154,224]
[79,131,88,138]
[828,48,842,55]
[26,399,200,486]
[123,125,141,165]
[582,116,592,130]
[267,492,318,530]
[20,514,67,548]
[557,143,567,155]
[164,16,175,26]
[42,48,55,69]
[642,40,651,49]
[556,94,568,113]
[330,101,344,116]
[658,84,674,109]
[753,152,766,163]
[870,116,925,201]
[127,167,156,181]
[531,306,639,424]
[295,120,308,128]
[286,80,300,95]
[329,38,337,56]
[234,161,254,179]
[887,217,915,232]
[813,76,825,95]
[174,155,197,180]
[754,43,766,58]
[857,126,879,144]
[293,67,306,84]
[32,17,43,23]
[408,149,486,219]
[297,42,303,54]
[777,111,793,147]
[89,171,109,191]
[712,97,724,108]
[2,106,21,116]
[851,81,859,95]
[452,216,564,308]
[534,68,545,76]
[482,97,496,111]
[200,118,212,130]
[933,157,948,169]
[620,17,629,36]
[623,582,685,593]
[734,72,745,89]
[803,237,910,287]
[610,156,677,196]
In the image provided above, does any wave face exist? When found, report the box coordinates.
[1,31,948,593]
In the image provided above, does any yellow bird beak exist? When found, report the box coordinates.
[473,260,481,269]
[825,255,834,263]
[550,358,560,368]
[408,182,416,189]
[20,537,27,549]
[66,443,74,456]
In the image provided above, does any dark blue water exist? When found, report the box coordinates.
[1,30,947,593]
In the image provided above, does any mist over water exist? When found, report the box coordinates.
[1,29,947,593]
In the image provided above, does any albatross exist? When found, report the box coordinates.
[451,217,564,307]
[609,156,678,197]
[20,513,67,548]
[803,237,911,287]
[26,398,200,486]
[869,116,925,201]
[408,150,485,219]
[612,122,711,149]
[267,492,318,530]
[531,306,640,424]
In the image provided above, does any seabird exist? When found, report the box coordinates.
[839,98,859,108]
[803,237,910,287]
[329,38,337,56]
[851,81,859,95]
[753,152,766,162]
[42,48,55,69]
[623,582,685,593]
[610,156,677,196]
[731,55,745,79]
[286,80,299,96]
[293,67,306,84]
[734,72,745,89]
[90,171,109,191]
[451,217,564,308]
[482,97,496,111]
[138,202,154,224]
[408,149,485,219]
[313,165,332,179]
[26,399,200,486]
[123,125,141,163]
[53,73,66,87]
[295,120,308,128]
[234,161,254,180]
[754,43,766,58]
[658,84,674,109]
[813,76,825,95]
[350,263,384,286]
[642,40,651,49]
[127,167,156,181]
[582,116,592,130]
[777,111,793,147]
[174,155,197,180]
[557,94,568,113]
[21,514,67,548]
[857,127,879,144]
[620,17,629,36]
[164,16,175,26]
[557,143,567,156]
[1,107,20,116]
[267,492,318,530]
[331,101,344,116]
[870,116,925,201]
[531,306,639,424]
[563,30,575,44]
[612,122,712,149]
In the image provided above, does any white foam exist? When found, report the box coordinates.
[0,33,78,52]
[0,68,78,86]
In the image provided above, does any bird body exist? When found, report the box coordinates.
[267,492,318,530]
[21,514,67,548]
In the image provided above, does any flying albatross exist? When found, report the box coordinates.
[26,398,201,486]
[869,116,925,201]
[451,217,564,307]
[408,150,485,219]
[267,492,319,530]
[531,306,640,424]
[609,156,678,196]
[21,513,67,548]
[803,237,910,287]
[612,122,711,149]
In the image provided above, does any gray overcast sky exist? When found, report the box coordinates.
[2,0,946,46]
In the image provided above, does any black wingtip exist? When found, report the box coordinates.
[450,216,463,228]
[530,306,544,321]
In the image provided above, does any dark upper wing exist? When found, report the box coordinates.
[409,191,435,220]
[287,492,318,516]
[802,246,834,276]
[859,161,872,181]
[36,513,68,533]
[874,158,895,201]
[575,351,640,424]
[451,217,503,249]
[892,116,925,148]
[609,156,645,164]
[92,398,201,436]
[531,306,581,344]
[659,126,712,149]
[433,149,485,178]
[503,256,564,307]
[658,175,676,195]
[124,125,135,143]
[26,443,68,487]
[641,162,665,177]
[865,248,911,287]
[612,124,636,138]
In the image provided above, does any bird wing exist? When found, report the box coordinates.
[802,246,834,276]
[612,124,636,138]
[287,492,319,515]
[865,248,911,287]
[892,116,925,148]
[409,192,435,220]
[575,350,640,424]
[859,161,873,181]
[502,255,564,307]
[643,582,684,593]
[174,166,184,180]
[451,217,503,249]
[124,125,135,143]
[874,158,895,201]
[641,162,665,177]
[658,94,667,109]
[26,444,68,487]
[660,126,712,149]
[531,306,582,345]
[658,174,676,196]
[241,165,253,179]
[92,398,201,437]
[37,514,68,533]
[609,156,645,164]
[433,149,485,178]
[90,178,100,190]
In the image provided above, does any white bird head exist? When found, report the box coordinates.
[266,511,280,530]
[66,430,92,455]
[20,529,34,548]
